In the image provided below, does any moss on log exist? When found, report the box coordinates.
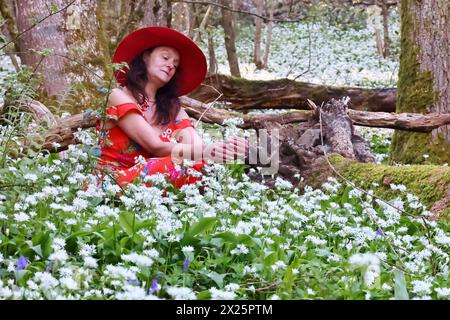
[304,154,450,220]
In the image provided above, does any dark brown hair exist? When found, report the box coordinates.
[125,48,181,126]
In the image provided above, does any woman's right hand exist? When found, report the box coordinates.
[203,137,247,163]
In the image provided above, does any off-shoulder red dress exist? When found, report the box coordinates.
[95,102,204,188]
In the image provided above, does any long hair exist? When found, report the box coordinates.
[125,48,181,126]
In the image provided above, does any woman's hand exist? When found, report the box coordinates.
[203,136,248,163]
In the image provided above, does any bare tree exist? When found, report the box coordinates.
[253,0,264,69]
[380,0,390,57]
[220,0,240,77]
[262,0,274,68]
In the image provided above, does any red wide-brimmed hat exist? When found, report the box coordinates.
[112,27,207,97]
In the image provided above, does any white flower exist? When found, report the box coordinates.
[363,265,380,286]
[411,280,432,295]
[243,265,256,275]
[167,287,196,300]
[181,246,194,255]
[144,173,167,185]
[121,252,154,268]
[305,235,327,246]
[274,177,293,190]
[307,288,315,295]
[349,253,380,268]
[14,212,30,222]
[60,277,79,290]
[230,244,249,255]
[83,257,98,269]
[271,260,287,271]
[34,272,59,290]
[390,183,407,192]
[435,287,450,298]
[52,238,66,250]
[210,287,236,300]
[23,173,38,182]
[72,198,89,211]
[49,249,68,263]
[382,283,392,291]
[225,283,240,292]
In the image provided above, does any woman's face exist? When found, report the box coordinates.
[143,46,180,88]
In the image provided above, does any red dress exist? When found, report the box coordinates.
[96,102,205,188]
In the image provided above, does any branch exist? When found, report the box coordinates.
[172,0,304,23]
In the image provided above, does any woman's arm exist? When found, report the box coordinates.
[108,89,246,161]
[107,88,185,157]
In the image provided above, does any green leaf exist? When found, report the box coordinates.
[188,217,217,236]
[279,267,295,297]
[263,252,278,268]
[213,232,237,244]
[119,211,137,236]
[15,270,29,283]
[30,244,43,257]
[180,233,200,247]
[394,270,409,300]
[237,234,254,247]
[207,271,226,288]
[196,290,211,300]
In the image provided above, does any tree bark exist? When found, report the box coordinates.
[207,30,218,74]
[0,0,21,71]
[141,0,172,27]
[190,74,397,112]
[253,0,264,69]
[220,0,241,77]
[390,0,450,164]
[380,0,391,58]
[15,0,71,98]
[13,0,109,111]
[262,1,274,69]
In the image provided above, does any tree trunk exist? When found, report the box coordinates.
[253,0,264,69]
[262,1,274,69]
[14,0,109,112]
[207,30,218,74]
[390,0,450,164]
[220,0,241,77]
[380,0,391,58]
[15,0,71,98]
[141,0,171,27]
[0,0,21,71]
[190,74,397,112]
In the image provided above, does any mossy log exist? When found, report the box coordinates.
[302,154,450,221]
[190,74,396,112]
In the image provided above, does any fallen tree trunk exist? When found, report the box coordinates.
[191,74,397,112]
[181,97,450,132]
[13,97,450,155]
[16,111,97,154]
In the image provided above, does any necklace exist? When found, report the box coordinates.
[140,96,156,111]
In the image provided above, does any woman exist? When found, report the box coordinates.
[96,27,246,188]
